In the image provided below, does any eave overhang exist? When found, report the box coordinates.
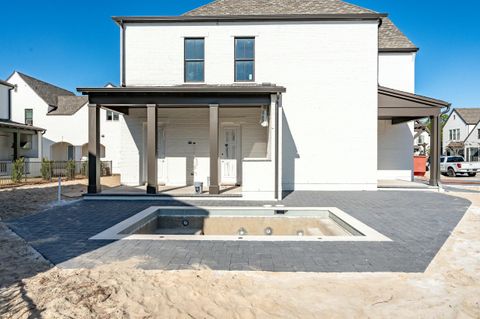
[77,85,285,109]
[0,120,45,132]
[378,86,451,123]
[112,13,387,26]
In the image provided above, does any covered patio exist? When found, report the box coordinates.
[377,86,451,187]
[78,84,285,200]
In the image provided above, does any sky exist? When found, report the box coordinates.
[1,0,479,107]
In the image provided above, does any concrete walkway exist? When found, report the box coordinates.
[7,191,471,272]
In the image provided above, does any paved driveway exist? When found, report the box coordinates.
[7,191,471,272]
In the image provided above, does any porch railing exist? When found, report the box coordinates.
[0,160,112,187]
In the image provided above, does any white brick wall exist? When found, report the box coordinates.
[377,52,416,181]
[124,20,379,190]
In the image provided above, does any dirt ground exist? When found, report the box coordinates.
[0,186,479,318]
[0,176,120,221]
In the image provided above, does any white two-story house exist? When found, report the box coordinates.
[6,71,122,172]
[79,0,450,199]
[0,79,45,175]
[442,108,480,160]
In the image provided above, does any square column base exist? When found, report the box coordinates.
[209,185,220,195]
[146,185,157,194]
[88,185,102,194]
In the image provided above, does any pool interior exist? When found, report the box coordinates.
[119,209,364,237]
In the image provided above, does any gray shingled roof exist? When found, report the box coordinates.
[379,17,417,51]
[455,108,480,125]
[48,96,88,116]
[184,0,417,51]
[17,72,74,107]
[184,0,375,15]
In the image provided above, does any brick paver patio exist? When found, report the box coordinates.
[7,191,470,272]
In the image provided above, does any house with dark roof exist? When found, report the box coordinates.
[0,79,45,170]
[78,0,450,198]
[442,108,480,160]
[5,71,121,172]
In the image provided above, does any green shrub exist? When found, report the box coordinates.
[40,158,53,180]
[12,158,25,183]
[81,161,88,176]
[66,160,76,180]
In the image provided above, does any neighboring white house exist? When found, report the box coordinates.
[442,108,480,159]
[0,79,45,175]
[78,0,449,199]
[6,71,121,172]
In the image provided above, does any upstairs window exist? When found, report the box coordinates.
[25,109,33,125]
[106,110,119,121]
[184,38,205,82]
[235,38,255,82]
[478,129,480,139]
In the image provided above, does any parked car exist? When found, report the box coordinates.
[440,156,480,177]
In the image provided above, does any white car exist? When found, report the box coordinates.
[440,156,480,177]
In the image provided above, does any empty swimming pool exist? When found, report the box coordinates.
[91,206,391,242]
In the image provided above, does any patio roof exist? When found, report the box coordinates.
[77,84,285,110]
[0,119,45,132]
[378,86,450,123]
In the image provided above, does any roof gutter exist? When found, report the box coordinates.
[112,13,388,25]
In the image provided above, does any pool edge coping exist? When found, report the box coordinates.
[89,206,392,242]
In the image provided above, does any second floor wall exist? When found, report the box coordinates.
[378,52,416,93]
[124,21,379,87]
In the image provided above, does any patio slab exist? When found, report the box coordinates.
[6,191,471,272]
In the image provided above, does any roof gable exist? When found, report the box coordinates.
[47,96,88,116]
[16,72,74,107]
[454,108,480,125]
[184,0,417,51]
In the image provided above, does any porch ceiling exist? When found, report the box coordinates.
[378,86,450,123]
[77,84,285,110]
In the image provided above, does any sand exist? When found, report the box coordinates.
[0,187,479,318]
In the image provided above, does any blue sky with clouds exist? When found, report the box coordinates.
[1,0,478,107]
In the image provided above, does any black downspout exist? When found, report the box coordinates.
[121,21,126,87]
[274,95,279,200]
[12,132,18,161]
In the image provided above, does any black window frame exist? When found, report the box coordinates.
[184,37,205,83]
[106,110,119,121]
[234,37,255,82]
[24,108,33,125]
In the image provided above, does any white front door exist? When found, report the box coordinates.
[221,127,240,185]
